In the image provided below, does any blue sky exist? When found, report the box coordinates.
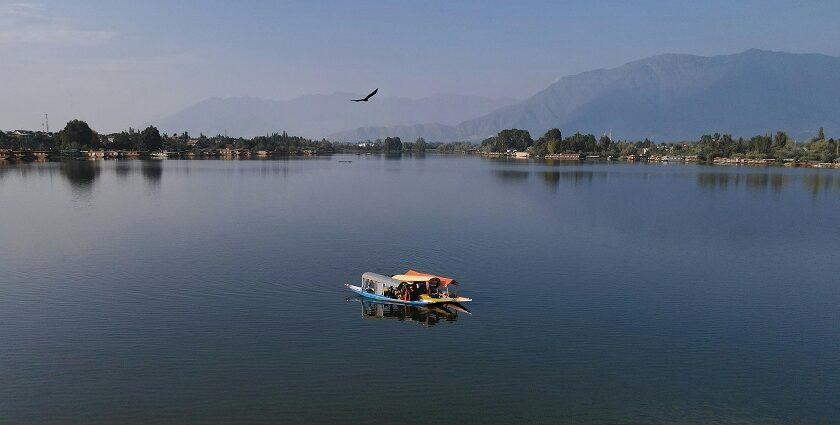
[2,0,840,132]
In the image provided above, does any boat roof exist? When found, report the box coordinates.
[362,272,403,286]
[403,269,458,287]
[391,274,437,283]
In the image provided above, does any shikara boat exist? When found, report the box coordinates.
[345,269,472,306]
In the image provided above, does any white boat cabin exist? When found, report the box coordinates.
[360,272,402,296]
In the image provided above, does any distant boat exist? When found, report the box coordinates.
[345,270,472,306]
[151,150,169,158]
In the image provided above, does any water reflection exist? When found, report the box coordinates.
[696,172,790,193]
[803,173,840,197]
[353,299,464,326]
[745,173,787,192]
[114,160,133,179]
[540,170,606,188]
[697,172,735,190]
[492,169,530,183]
[141,161,163,184]
[59,160,101,190]
[697,171,840,197]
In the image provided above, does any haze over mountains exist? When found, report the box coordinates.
[153,93,514,139]
[155,49,840,142]
[331,49,840,142]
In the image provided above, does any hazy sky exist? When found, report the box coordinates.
[2,0,840,132]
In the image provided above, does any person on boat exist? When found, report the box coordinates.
[407,283,415,299]
[402,285,411,301]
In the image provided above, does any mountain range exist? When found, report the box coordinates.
[329,49,840,142]
[154,49,840,142]
[152,93,514,139]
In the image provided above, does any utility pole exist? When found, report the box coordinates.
[45,114,49,133]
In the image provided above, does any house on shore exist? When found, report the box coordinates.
[83,150,106,159]
[545,153,584,160]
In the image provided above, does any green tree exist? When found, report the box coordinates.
[481,129,533,153]
[565,132,597,153]
[598,135,612,154]
[772,131,788,150]
[140,126,164,151]
[619,143,637,156]
[111,132,132,149]
[57,119,98,149]
[413,137,427,152]
[805,139,834,162]
[748,134,772,158]
[547,138,562,155]
[817,127,825,140]
[719,134,735,157]
[383,136,402,152]
[534,128,561,156]
[696,134,717,160]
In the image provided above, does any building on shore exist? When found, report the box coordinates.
[545,153,584,160]
[83,150,106,159]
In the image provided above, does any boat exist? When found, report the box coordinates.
[345,269,472,306]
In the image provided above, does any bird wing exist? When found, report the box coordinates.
[364,88,378,100]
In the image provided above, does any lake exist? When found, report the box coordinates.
[1,156,839,424]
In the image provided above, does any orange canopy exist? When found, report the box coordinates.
[405,269,458,287]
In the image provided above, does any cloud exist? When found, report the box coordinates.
[0,2,115,46]
[3,2,47,18]
[0,26,114,45]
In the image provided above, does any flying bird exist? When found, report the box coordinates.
[350,88,378,102]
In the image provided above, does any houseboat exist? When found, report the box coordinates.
[345,269,472,306]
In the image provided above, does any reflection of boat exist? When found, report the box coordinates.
[345,270,472,306]
[352,298,464,326]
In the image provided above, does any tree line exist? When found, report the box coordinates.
[479,127,840,162]
[5,119,837,162]
[1,119,335,154]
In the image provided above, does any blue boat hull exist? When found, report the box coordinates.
[345,284,433,306]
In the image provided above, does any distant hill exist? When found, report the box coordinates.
[152,93,514,139]
[329,49,840,142]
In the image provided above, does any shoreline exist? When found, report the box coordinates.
[3,150,840,169]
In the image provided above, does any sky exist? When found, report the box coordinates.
[2,0,840,133]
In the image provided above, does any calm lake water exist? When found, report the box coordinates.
[1,156,839,424]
